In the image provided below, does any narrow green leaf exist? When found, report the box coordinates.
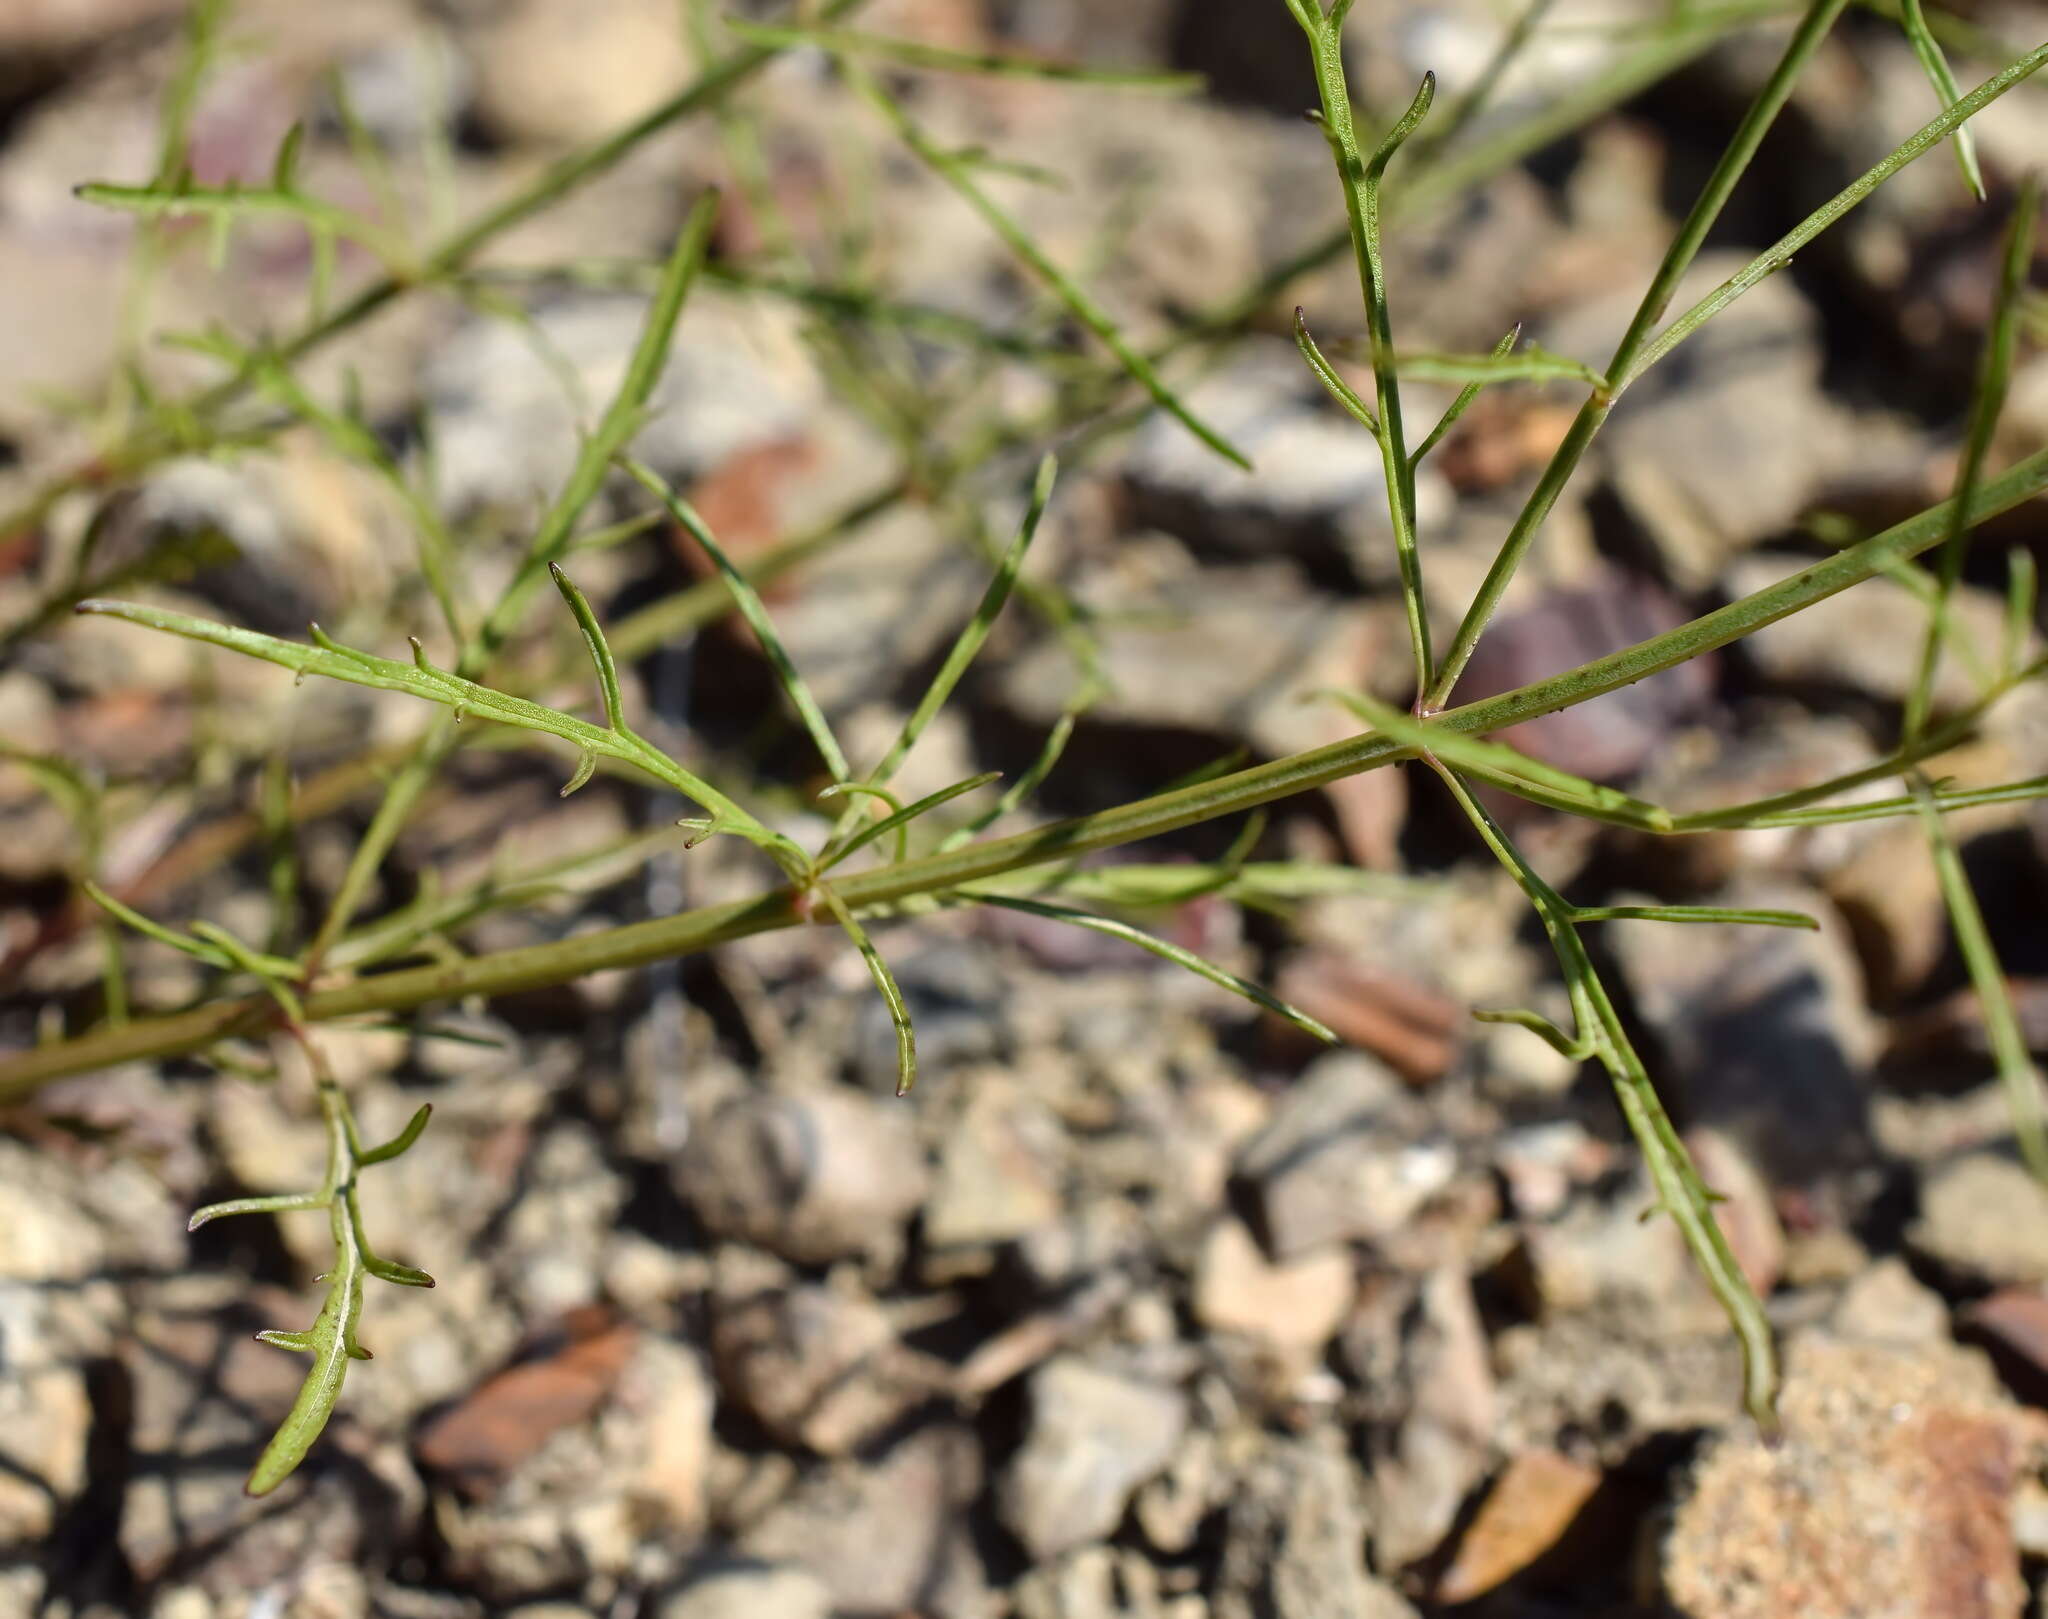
[190,1190,327,1231]
[816,887,917,1095]
[974,893,1339,1044]
[548,563,627,733]
[621,456,851,784]
[1913,775,2048,1181]
[1367,73,1437,179]
[1730,775,2048,828]
[1410,324,1520,473]
[1570,904,1818,930]
[1317,688,1675,830]
[2005,550,2038,679]
[1472,1005,1591,1060]
[825,772,1003,871]
[1897,0,1985,199]
[1393,342,1604,388]
[246,1201,362,1496]
[75,598,771,844]
[1431,762,1780,1434]
[938,709,1079,853]
[271,122,306,191]
[1904,174,2038,743]
[1294,309,1380,438]
[1622,38,2048,393]
[1426,0,1855,710]
[867,455,1056,791]
[255,1330,317,1353]
[356,1103,432,1166]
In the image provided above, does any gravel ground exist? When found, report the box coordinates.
[3,2,2048,1616]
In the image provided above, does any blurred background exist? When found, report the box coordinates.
[2,1,2047,1615]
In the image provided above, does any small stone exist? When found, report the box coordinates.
[657,1565,832,1619]
[1441,560,1715,781]
[924,1076,1066,1260]
[1194,1219,1355,1353]
[1214,1436,1418,1619]
[1434,1449,1603,1605]
[1607,880,1877,1192]
[1960,1289,2048,1403]
[1513,1166,1708,1323]
[1494,1121,1614,1221]
[1664,1335,2048,1619]
[676,1088,928,1268]
[739,1424,988,1616]
[1134,1429,1225,1556]
[710,1272,932,1457]
[623,1337,715,1535]
[999,1356,1188,1562]
[1912,1154,2048,1287]
[1822,819,1952,1007]
[1830,1257,1952,1346]
[1232,1054,1451,1259]
[0,1355,89,1542]
[471,0,695,147]
[1120,338,1442,583]
[1365,1267,1497,1572]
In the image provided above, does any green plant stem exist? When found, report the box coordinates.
[10,444,2047,1098]
[1300,12,1434,688]
[299,194,724,971]
[1912,775,2048,1181]
[1426,0,1851,709]
[1431,762,1780,1431]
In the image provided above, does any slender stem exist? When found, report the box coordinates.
[1306,26,1434,689]
[11,447,2047,1098]
[1427,0,1851,708]
[1913,776,2048,1181]
[1903,176,2037,743]
[1432,764,1779,1431]
[301,196,722,971]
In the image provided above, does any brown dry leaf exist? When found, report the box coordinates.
[1272,950,1462,1083]
[1434,1448,1602,1605]
[413,1307,638,1499]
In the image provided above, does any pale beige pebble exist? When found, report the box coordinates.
[150,1589,214,1619]
[1913,1153,2048,1286]
[471,0,696,146]
[0,1359,90,1541]
[281,1563,369,1619]
[1829,1256,1951,1346]
[1664,1335,2048,1619]
[657,1566,831,1619]
[1194,1218,1356,1352]
[624,1337,715,1533]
